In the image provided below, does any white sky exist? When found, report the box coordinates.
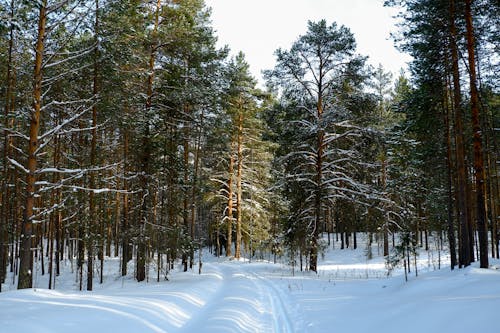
[205,0,412,85]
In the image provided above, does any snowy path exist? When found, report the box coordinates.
[0,261,305,333]
[181,262,300,333]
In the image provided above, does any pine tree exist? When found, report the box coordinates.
[17,0,47,290]
[265,20,374,272]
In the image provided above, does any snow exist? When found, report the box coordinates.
[2,237,500,333]
[7,157,29,174]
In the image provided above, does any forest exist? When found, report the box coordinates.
[0,0,498,294]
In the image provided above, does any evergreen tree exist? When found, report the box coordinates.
[265,20,376,272]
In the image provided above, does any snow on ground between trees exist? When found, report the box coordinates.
[1,241,500,333]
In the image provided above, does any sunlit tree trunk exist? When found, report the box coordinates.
[226,141,235,257]
[235,107,244,260]
[18,0,47,290]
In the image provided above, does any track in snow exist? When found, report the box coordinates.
[0,260,306,333]
[180,262,301,333]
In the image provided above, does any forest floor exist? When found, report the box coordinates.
[1,236,500,332]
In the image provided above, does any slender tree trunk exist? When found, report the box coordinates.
[12,171,21,276]
[37,220,43,277]
[216,215,220,257]
[137,0,161,282]
[483,102,497,258]
[443,80,457,269]
[48,130,61,288]
[1,0,16,291]
[449,0,472,267]
[87,0,100,291]
[113,190,120,258]
[381,157,389,257]
[190,112,204,268]
[121,127,130,277]
[18,1,47,290]
[226,141,235,257]
[465,0,488,268]
[310,93,324,273]
[54,112,63,278]
[48,209,54,289]
[167,132,177,269]
[486,142,497,258]
[55,196,62,278]
[182,104,190,272]
[486,117,500,258]
[235,109,244,260]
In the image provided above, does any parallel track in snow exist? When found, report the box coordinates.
[247,270,297,333]
[180,262,300,332]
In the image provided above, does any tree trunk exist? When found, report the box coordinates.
[87,0,100,291]
[18,0,47,290]
[48,129,61,288]
[235,109,244,260]
[121,127,130,277]
[137,0,161,282]
[485,115,500,258]
[443,79,457,269]
[449,0,472,267]
[189,113,203,268]
[55,196,62,277]
[310,92,324,273]
[483,109,498,258]
[48,209,54,289]
[465,0,488,268]
[182,103,190,272]
[167,132,177,269]
[381,157,389,257]
[226,141,235,257]
[1,0,16,291]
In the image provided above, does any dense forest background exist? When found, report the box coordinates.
[0,0,498,291]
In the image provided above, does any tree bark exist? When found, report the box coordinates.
[449,0,472,267]
[443,79,457,269]
[182,104,190,271]
[137,0,161,282]
[226,141,235,257]
[235,107,244,260]
[87,0,100,291]
[18,0,47,290]
[381,157,389,257]
[189,112,203,268]
[310,92,324,273]
[465,0,488,268]
[121,127,130,277]
[1,0,16,291]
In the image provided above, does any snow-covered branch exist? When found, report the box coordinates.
[7,158,29,174]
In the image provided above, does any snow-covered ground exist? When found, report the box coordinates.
[1,237,500,333]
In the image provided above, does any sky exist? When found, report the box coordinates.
[205,0,412,85]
